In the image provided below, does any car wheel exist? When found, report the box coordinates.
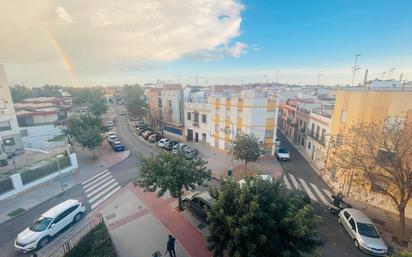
[37,236,50,249]
[73,212,83,223]
[337,217,342,224]
[354,239,359,248]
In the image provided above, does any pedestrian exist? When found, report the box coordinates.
[164,235,176,257]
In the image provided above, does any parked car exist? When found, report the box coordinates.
[14,199,85,253]
[164,140,178,151]
[111,140,125,152]
[338,208,388,256]
[138,128,151,136]
[148,133,162,142]
[143,131,155,140]
[172,143,188,153]
[275,137,281,146]
[239,174,274,187]
[107,134,117,144]
[276,147,291,161]
[184,148,198,159]
[185,191,214,221]
[157,138,170,148]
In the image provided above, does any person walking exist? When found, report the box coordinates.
[164,235,176,257]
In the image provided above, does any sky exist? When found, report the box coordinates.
[1,0,412,87]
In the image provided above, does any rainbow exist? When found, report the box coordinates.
[44,26,79,87]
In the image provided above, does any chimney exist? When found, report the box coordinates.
[363,69,368,86]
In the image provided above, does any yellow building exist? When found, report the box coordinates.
[329,87,412,217]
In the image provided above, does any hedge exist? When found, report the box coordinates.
[0,177,14,194]
[65,223,117,257]
[20,156,71,185]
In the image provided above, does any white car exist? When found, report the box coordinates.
[275,137,281,146]
[239,174,274,187]
[276,147,291,161]
[157,138,170,148]
[338,208,388,256]
[107,134,117,143]
[15,199,85,252]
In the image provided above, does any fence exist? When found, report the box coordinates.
[20,156,71,185]
[46,215,103,257]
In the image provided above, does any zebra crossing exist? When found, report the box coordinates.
[282,173,332,206]
[81,169,121,210]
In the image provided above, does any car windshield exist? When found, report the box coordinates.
[357,223,380,238]
[29,217,53,232]
[278,148,288,153]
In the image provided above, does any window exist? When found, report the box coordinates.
[311,123,315,136]
[202,114,207,123]
[321,128,326,142]
[194,112,199,122]
[187,112,192,120]
[343,211,351,220]
[340,110,347,123]
[265,130,273,137]
[0,120,11,132]
[316,125,320,139]
[301,137,305,146]
[308,142,311,149]
[3,137,15,146]
[299,119,302,126]
[377,149,395,166]
[349,218,356,231]
[202,133,207,142]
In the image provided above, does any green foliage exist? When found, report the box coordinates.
[90,100,108,117]
[7,208,25,217]
[10,85,32,102]
[392,251,412,257]
[228,134,264,171]
[37,84,62,97]
[123,84,146,116]
[207,178,323,257]
[20,156,71,185]
[67,87,104,104]
[138,151,211,209]
[65,114,105,158]
[65,223,117,257]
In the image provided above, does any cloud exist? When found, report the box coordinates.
[0,0,245,77]
[56,6,73,24]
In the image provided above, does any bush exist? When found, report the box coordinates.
[0,177,14,194]
[65,223,117,257]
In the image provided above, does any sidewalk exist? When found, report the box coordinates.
[0,143,130,225]
[90,183,211,257]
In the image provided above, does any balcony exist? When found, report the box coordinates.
[306,132,326,146]
[192,121,199,127]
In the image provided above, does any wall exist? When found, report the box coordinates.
[32,113,59,124]
[22,124,64,149]
[161,89,184,126]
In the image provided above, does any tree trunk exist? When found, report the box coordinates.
[177,189,184,210]
[92,147,96,159]
[398,205,406,242]
[244,160,247,172]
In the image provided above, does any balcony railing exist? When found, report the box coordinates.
[306,132,326,146]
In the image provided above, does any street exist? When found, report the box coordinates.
[0,108,369,257]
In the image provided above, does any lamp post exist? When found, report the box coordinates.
[56,154,65,192]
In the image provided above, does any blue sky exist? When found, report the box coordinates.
[2,0,412,86]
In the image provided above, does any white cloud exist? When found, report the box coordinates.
[56,6,73,24]
[0,0,245,78]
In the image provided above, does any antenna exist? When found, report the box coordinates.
[351,54,362,86]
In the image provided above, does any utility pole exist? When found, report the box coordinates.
[276,69,279,84]
[351,54,362,86]
[317,70,322,86]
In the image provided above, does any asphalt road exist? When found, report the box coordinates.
[277,131,369,257]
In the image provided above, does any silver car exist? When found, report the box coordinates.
[338,208,388,256]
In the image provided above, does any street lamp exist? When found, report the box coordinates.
[56,154,65,192]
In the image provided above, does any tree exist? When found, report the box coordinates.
[90,100,108,117]
[64,114,106,158]
[138,151,211,210]
[228,134,264,172]
[124,84,146,117]
[329,120,412,242]
[207,178,322,257]
[11,85,32,102]
[67,87,104,104]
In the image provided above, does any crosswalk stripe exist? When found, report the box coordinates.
[86,178,117,198]
[323,189,333,201]
[299,178,317,202]
[282,175,292,189]
[311,183,329,205]
[91,186,121,210]
[88,182,119,204]
[82,170,109,186]
[288,174,301,190]
[84,174,113,193]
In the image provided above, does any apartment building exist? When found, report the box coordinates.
[184,88,210,144]
[209,88,278,154]
[0,65,24,157]
[159,84,184,139]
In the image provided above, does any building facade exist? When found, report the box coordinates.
[0,65,24,156]
[184,89,210,144]
[160,85,184,139]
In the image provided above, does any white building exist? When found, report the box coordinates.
[160,85,185,138]
[184,89,210,144]
[0,65,24,157]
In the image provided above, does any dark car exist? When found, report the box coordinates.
[164,140,178,151]
[143,131,155,140]
[185,192,214,221]
[148,133,162,142]
[184,148,199,159]
[111,141,125,152]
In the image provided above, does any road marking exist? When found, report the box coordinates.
[311,183,329,205]
[91,186,121,210]
[89,182,119,204]
[299,178,317,202]
[323,189,333,201]
[83,172,112,191]
[86,178,117,197]
[82,170,109,186]
[282,175,292,189]
[288,174,301,190]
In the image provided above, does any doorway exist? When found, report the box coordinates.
[187,129,193,141]
[195,132,199,143]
